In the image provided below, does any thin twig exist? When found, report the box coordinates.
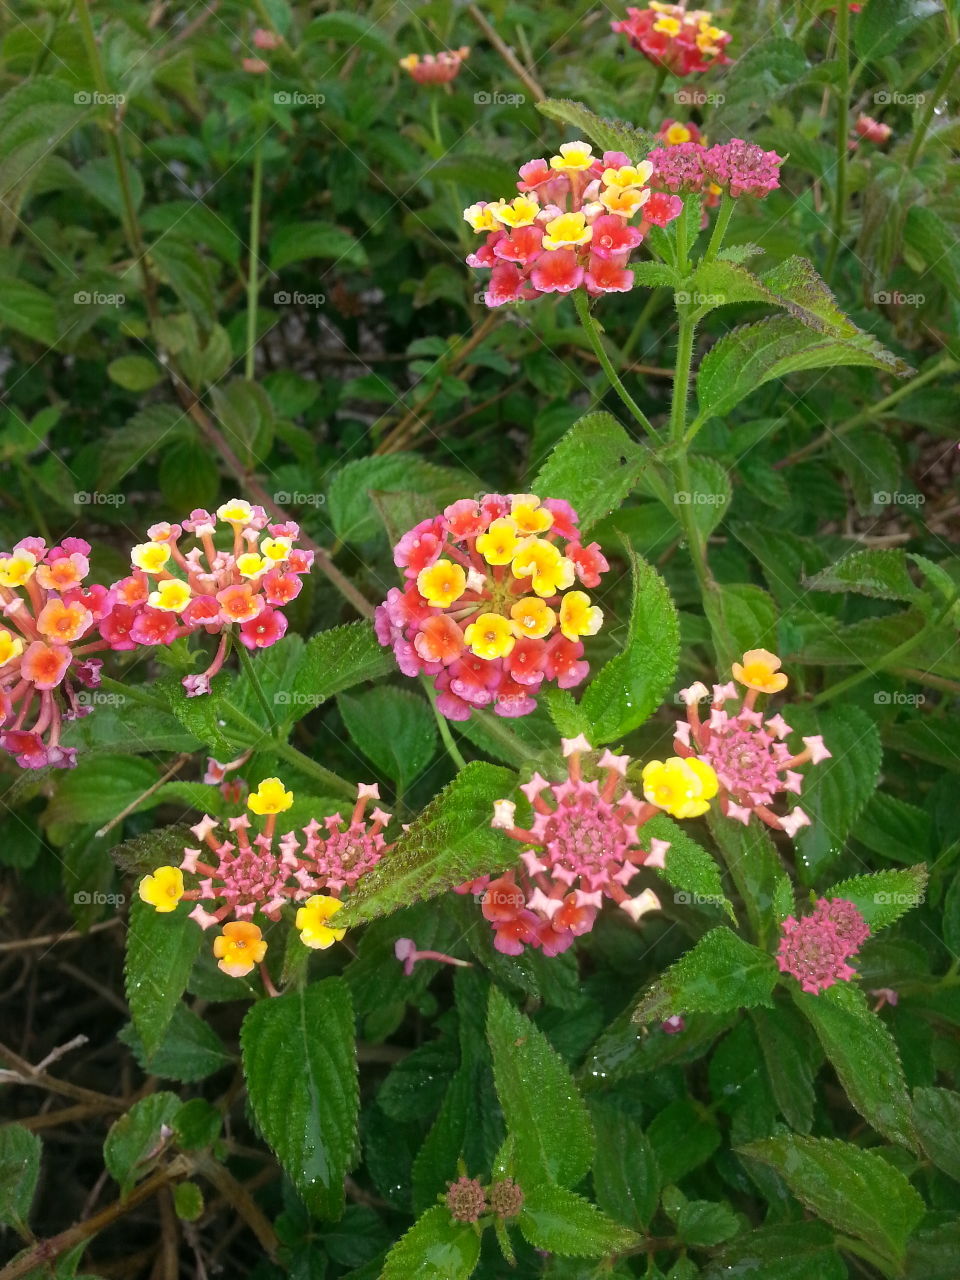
[467,4,545,102]
[0,917,123,954]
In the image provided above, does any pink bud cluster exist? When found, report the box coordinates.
[611,5,732,76]
[673,677,830,839]
[649,139,784,199]
[457,736,666,956]
[777,897,871,994]
[178,784,393,931]
[464,144,682,307]
[399,47,470,85]
[99,500,313,697]
[0,537,111,769]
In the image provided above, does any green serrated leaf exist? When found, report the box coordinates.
[125,897,202,1058]
[632,928,778,1025]
[703,583,778,673]
[104,1093,180,1198]
[822,866,928,929]
[335,762,516,926]
[380,1205,481,1279]
[292,622,396,709]
[804,548,920,602]
[589,1101,660,1230]
[487,986,594,1189]
[269,221,367,272]
[0,1125,41,1229]
[580,545,679,744]
[241,978,358,1220]
[536,98,656,160]
[793,982,918,1151]
[646,813,734,922]
[518,1183,640,1256]
[531,410,645,533]
[119,1004,234,1083]
[913,1087,960,1182]
[338,686,437,792]
[738,1135,924,1269]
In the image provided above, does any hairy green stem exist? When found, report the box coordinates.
[825,0,851,281]
[669,310,711,596]
[573,290,659,442]
[234,640,279,736]
[620,286,665,361]
[245,98,266,382]
[422,678,467,770]
[702,192,735,264]
[907,41,960,165]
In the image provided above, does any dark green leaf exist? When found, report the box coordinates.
[822,866,928,930]
[125,897,202,1057]
[338,687,437,792]
[589,1102,660,1230]
[632,927,778,1024]
[518,1183,640,1256]
[532,411,646,533]
[104,1093,180,1197]
[913,1087,960,1181]
[0,1125,41,1228]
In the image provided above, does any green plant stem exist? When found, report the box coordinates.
[641,64,668,126]
[234,639,279,735]
[573,290,659,442]
[669,309,711,596]
[271,739,358,799]
[99,675,166,711]
[245,98,266,382]
[825,0,851,281]
[422,678,467,770]
[907,41,960,165]
[812,591,960,706]
[620,286,665,361]
[702,192,735,264]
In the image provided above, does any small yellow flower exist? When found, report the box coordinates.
[464,612,516,660]
[417,559,467,608]
[236,553,268,578]
[558,591,603,641]
[398,53,419,70]
[295,895,347,950]
[213,921,266,977]
[654,15,682,34]
[0,551,37,588]
[511,539,575,598]
[248,777,294,815]
[0,628,24,668]
[464,201,504,233]
[599,186,651,217]
[217,499,254,525]
[642,757,719,819]
[510,596,556,639]
[601,162,654,190]
[138,865,185,913]
[148,579,192,612]
[509,494,553,535]
[493,195,541,228]
[549,140,595,172]
[476,518,523,566]
[542,211,592,251]
[131,542,172,574]
[732,649,789,694]
[708,182,723,197]
[260,537,292,562]
[664,123,693,145]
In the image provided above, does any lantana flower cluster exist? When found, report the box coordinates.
[399,47,470,84]
[457,736,719,956]
[138,778,393,978]
[777,897,871,994]
[101,499,312,697]
[673,649,831,839]
[463,140,682,306]
[649,139,783,199]
[375,494,609,720]
[611,4,732,75]
[0,537,111,769]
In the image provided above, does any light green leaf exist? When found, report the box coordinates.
[106,354,164,392]
[241,978,358,1220]
[47,755,157,827]
[0,277,59,347]
[270,221,367,272]
[738,1135,925,1270]
[328,453,468,544]
[125,897,202,1057]
[794,982,918,1151]
[338,686,437,791]
[119,1004,234,1083]
[822,866,928,930]
[536,98,655,160]
[645,813,734,922]
[380,1205,481,1279]
[292,621,396,709]
[335,762,516,926]
[707,1222,850,1280]
[518,1183,640,1256]
[487,986,594,1189]
[750,1004,820,1133]
[104,1092,181,1198]
[804,548,920,602]
[0,1125,41,1228]
[632,927,778,1025]
[703,583,778,673]
[302,12,395,60]
[579,545,679,744]
[532,411,646,533]
[663,1186,739,1247]
[855,0,941,62]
